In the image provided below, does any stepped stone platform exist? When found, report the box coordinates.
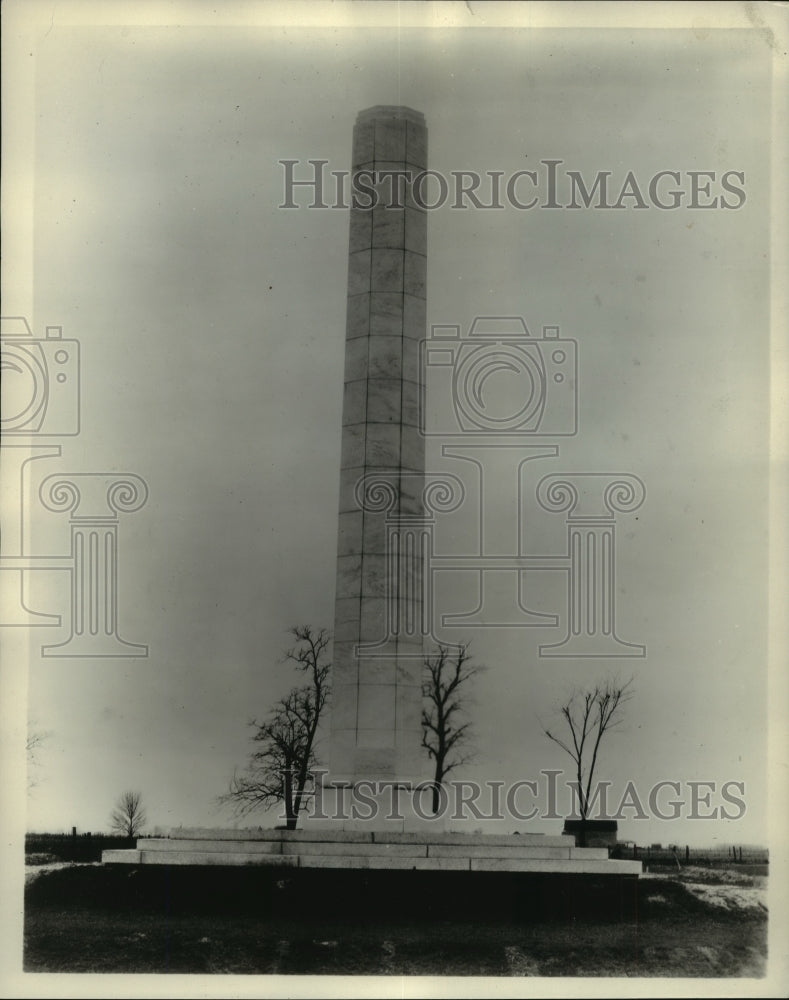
[103,827,642,876]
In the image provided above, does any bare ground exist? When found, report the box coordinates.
[23,862,767,977]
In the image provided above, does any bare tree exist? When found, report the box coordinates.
[421,644,484,814]
[110,790,147,838]
[221,625,331,830]
[542,677,634,846]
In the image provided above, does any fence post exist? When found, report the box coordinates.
[685,845,689,863]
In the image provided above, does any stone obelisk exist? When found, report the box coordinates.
[102,104,641,882]
[329,107,428,789]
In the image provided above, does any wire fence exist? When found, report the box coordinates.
[610,843,769,866]
[25,830,144,862]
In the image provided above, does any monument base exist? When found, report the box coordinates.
[103,826,641,877]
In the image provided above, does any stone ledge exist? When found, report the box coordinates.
[376,831,575,847]
[170,827,375,843]
[139,851,299,868]
[102,848,641,876]
[131,838,599,861]
[299,855,469,871]
[427,845,572,860]
[142,839,282,854]
[103,849,141,864]
[570,847,609,860]
[102,828,640,876]
[283,841,427,858]
[163,827,578,848]
[469,858,643,875]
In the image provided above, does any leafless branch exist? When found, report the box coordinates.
[110,790,147,837]
[422,644,484,811]
[542,676,634,827]
[220,625,332,828]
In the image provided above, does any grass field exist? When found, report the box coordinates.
[23,862,767,977]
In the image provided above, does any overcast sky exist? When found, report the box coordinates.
[4,11,778,851]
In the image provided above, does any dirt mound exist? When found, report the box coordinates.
[640,870,767,919]
[25,862,102,888]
